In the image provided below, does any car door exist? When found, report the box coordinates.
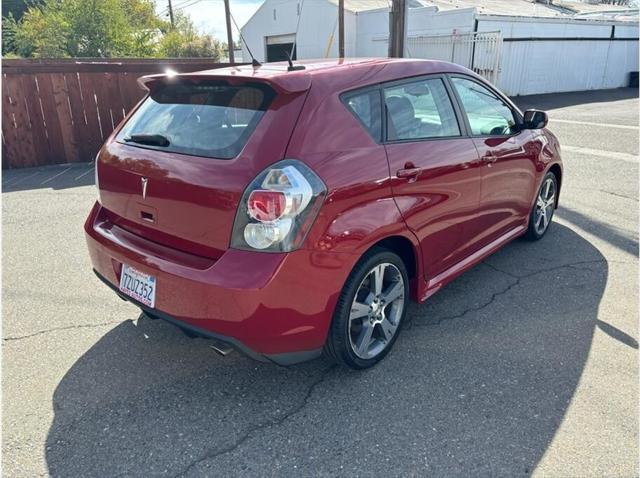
[382,75,483,280]
[449,75,539,248]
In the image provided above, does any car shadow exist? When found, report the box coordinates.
[1,163,94,193]
[512,87,638,111]
[557,205,638,256]
[45,223,606,476]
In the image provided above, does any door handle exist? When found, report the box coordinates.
[481,152,498,163]
[397,167,423,179]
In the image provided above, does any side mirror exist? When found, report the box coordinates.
[522,109,548,130]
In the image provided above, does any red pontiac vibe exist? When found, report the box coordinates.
[85,58,562,369]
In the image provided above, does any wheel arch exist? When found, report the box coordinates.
[366,235,417,279]
[358,234,424,302]
[548,163,562,207]
[309,197,425,301]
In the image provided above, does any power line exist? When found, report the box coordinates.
[161,0,241,57]
[159,0,214,14]
[162,0,207,16]
[173,0,200,6]
[174,0,210,10]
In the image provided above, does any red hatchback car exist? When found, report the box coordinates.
[85,58,562,369]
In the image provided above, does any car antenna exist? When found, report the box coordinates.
[286,0,306,71]
[285,50,305,71]
[229,9,261,67]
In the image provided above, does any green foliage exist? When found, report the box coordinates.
[156,13,223,59]
[2,0,41,21]
[2,14,19,55]
[2,0,222,59]
[13,5,70,57]
[63,0,143,57]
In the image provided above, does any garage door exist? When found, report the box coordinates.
[266,34,297,62]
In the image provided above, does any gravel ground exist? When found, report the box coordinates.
[2,87,638,477]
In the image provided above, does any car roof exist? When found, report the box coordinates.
[140,58,475,95]
[196,57,469,78]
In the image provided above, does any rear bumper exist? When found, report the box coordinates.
[85,202,359,365]
[93,270,321,365]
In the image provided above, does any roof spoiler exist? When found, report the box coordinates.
[137,70,311,95]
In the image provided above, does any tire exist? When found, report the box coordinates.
[525,171,558,241]
[324,248,410,370]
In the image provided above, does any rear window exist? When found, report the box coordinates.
[116,81,275,159]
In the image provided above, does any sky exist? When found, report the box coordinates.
[154,0,264,42]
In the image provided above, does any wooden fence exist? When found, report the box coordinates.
[1,58,239,169]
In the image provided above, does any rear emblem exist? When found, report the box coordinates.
[141,177,148,199]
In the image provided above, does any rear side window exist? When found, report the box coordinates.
[341,89,382,141]
[383,78,460,141]
[117,81,275,159]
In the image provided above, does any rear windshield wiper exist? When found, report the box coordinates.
[124,133,170,147]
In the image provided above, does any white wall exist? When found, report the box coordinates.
[407,7,475,36]
[355,6,476,57]
[354,7,389,57]
[477,15,639,95]
[241,0,357,62]
[241,1,639,95]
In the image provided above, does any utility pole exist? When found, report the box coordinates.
[224,0,235,63]
[167,0,175,29]
[338,0,344,58]
[388,0,406,58]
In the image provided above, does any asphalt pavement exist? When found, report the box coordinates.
[2,87,638,477]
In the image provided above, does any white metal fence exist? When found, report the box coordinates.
[405,31,503,85]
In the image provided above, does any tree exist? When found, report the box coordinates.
[3,0,223,59]
[12,6,70,58]
[155,12,224,59]
[3,0,169,58]
[2,0,41,21]
[2,14,19,56]
[56,0,164,57]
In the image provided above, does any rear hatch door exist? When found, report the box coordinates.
[97,73,309,259]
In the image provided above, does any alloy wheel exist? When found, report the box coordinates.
[534,177,556,235]
[348,262,405,359]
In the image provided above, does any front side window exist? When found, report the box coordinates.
[451,77,518,136]
[342,89,382,141]
[117,81,274,159]
[383,78,460,141]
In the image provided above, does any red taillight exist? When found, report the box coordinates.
[248,190,287,222]
[231,160,327,252]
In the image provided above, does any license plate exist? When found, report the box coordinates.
[119,264,156,308]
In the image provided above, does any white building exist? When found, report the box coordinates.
[241,0,470,62]
[240,0,639,95]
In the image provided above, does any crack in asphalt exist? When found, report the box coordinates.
[482,261,520,279]
[162,258,622,474]
[409,259,609,329]
[171,364,337,477]
[2,320,129,343]
[4,258,630,345]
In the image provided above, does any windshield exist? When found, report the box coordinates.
[117,80,275,159]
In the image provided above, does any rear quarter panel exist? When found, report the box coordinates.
[285,73,423,290]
